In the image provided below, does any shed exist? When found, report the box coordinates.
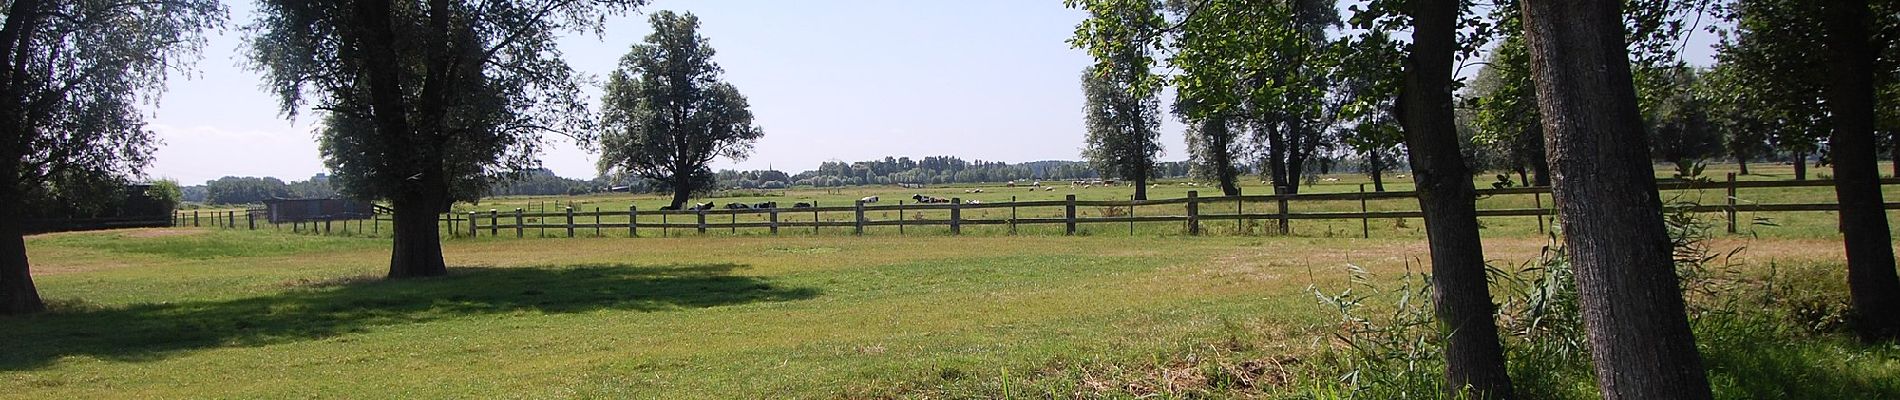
[261,198,374,223]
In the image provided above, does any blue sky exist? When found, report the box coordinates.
[143,1,1720,185]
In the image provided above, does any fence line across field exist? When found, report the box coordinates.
[175,174,1900,238]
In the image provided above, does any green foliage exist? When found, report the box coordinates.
[146,180,184,211]
[244,0,642,207]
[1071,1,1166,191]
[1644,67,1724,165]
[1081,66,1164,188]
[0,0,225,212]
[595,11,763,202]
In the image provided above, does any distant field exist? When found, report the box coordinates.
[9,161,1895,398]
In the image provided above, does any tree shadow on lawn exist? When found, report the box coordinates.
[0,263,818,371]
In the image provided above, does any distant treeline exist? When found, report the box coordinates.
[782,156,1192,187]
[182,175,339,205]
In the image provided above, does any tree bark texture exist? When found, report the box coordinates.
[0,0,47,315]
[1400,0,1516,397]
[1520,1,1714,398]
[352,0,449,279]
[1822,0,1900,341]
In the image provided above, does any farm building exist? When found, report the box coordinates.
[260,198,374,223]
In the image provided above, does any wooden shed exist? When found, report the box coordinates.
[261,198,373,223]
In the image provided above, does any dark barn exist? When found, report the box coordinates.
[261,198,374,223]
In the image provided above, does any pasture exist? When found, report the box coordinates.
[9,162,1900,398]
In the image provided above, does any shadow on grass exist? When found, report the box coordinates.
[0,263,818,371]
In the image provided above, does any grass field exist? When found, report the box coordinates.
[8,162,1899,398]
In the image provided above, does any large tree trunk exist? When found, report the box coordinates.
[1521,1,1714,398]
[1889,134,1897,177]
[1794,150,1809,180]
[353,0,447,279]
[1133,168,1149,200]
[387,170,449,278]
[1369,151,1387,192]
[669,183,691,210]
[1213,118,1241,196]
[1823,0,1900,342]
[1267,125,1289,194]
[0,221,42,315]
[1530,154,1551,186]
[1399,0,1515,398]
[1737,152,1751,175]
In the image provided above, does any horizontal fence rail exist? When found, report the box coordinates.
[174,175,1900,239]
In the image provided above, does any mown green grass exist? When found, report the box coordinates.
[14,161,1898,398]
[10,228,1405,398]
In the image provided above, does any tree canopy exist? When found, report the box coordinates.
[595,11,763,210]
[245,0,644,278]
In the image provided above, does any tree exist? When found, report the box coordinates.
[1333,31,1405,192]
[1821,0,1900,342]
[1714,0,1832,180]
[204,176,291,204]
[1467,32,1550,187]
[246,0,640,278]
[1520,0,1714,398]
[1644,67,1723,175]
[0,0,224,315]
[1080,66,1162,199]
[1069,0,1165,199]
[1379,0,1518,396]
[596,11,763,210]
[1698,64,1772,175]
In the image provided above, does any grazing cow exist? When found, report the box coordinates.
[1103,180,1116,186]
[1044,186,1055,191]
[967,200,983,205]
[725,202,751,210]
[659,205,680,211]
[859,196,879,204]
[793,202,814,208]
[754,201,778,209]
[690,203,715,211]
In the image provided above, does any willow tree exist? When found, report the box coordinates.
[1069,0,1164,200]
[1522,0,1714,397]
[246,0,643,278]
[596,11,762,210]
[0,0,224,315]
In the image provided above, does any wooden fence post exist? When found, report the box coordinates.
[248,210,256,230]
[730,209,737,234]
[324,218,332,235]
[696,209,707,235]
[769,208,778,235]
[950,198,962,235]
[565,207,575,238]
[812,201,820,234]
[595,207,602,237]
[629,205,638,237]
[228,211,236,229]
[897,201,905,235]
[193,210,199,227]
[469,212,479,237]
[490,209,499,236]
[514,208,523,238]
[1065,194,1077,235]
[1009,196,1018,235]
[1726,172,1738,234]
[1235,196,1243,233]
[1187,191,1200,236]
[1359,184,1370,238]
[1275,187,1290,235]
[1129,195,1137,235]
[854,200,865,236]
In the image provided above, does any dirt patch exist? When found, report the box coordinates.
[123,228,208,239]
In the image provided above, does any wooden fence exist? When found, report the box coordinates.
[173,174,1900,238]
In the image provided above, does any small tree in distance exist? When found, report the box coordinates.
[597,11,763,210]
